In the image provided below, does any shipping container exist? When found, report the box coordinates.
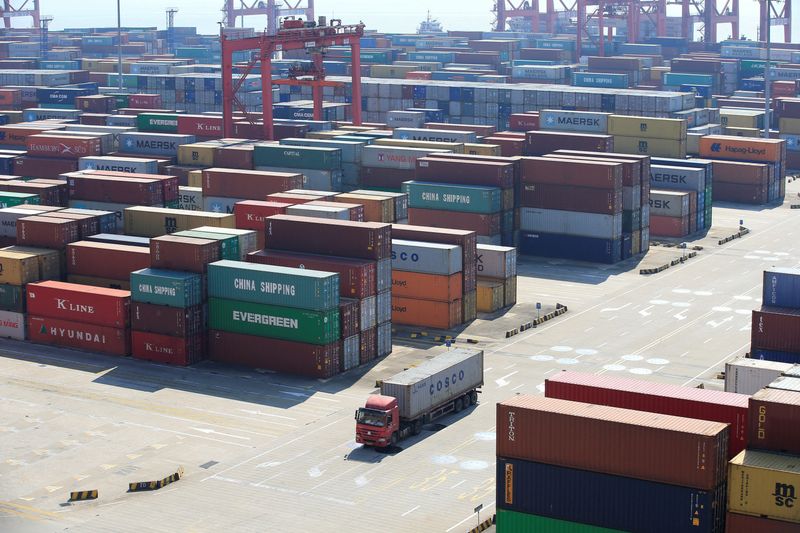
[728,450,800,523]
[497,395,728,489]
[392,296,462,329]
[521,157,622,189]
[132,301,204,338]
[150,235,220,273]
[402,181,501,215]
[391,271,462,302]
[520,208,622,239]
[67,241,150,281]
[27,315,130,356]
[26,281,130,328]
[699,135,785,163]
[407,208,500,237]
[0,309,24,340]
[495,510,624,533]
[520,182,623,215]
[123,206,235,237]
[519,231,622,264]
[476,244,516,279]
[763,268,800,309]
[0,250,40,285]
[540,110,611,133]
[477,280,504,312]
[265,215,391,260]
[202,168,303,198]
[391,239,462,275]
[752,307,800,353]
[545,371,749,457]
[725,358,793,395]
[415,157,514,188]
[747,388,800,455]
[130,268,203,308]
[725,512,800,533]
[17,216,79,249]
[131,330,205,366]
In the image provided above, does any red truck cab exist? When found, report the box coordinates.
[355,394,400,447]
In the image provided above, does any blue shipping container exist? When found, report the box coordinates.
[518,232,622,264]
[497,457,725,533]
[572,72,629,89]
[763,268,800,308]
[751,349,800,364]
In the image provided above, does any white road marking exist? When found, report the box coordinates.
[704,338,714,344]
[674,310,689,321]
[601,303,630,313]
[706,317,733,328]
[639,305,654,317]
[495,371,518,388]
[449,480,466,489]
[191,428,250,440]
[401,505,420,517]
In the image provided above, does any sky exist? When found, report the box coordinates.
[27,0,800,42]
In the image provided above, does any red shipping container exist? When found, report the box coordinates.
[202,168,303,198]
[408,208,500,236]
[725,512,799,532]
[509,113,540,132]
[150,235,220,273]
[42,212,100,238]
[0,88,21,108]
[177,115,223,138]
[67,241,151,280]
[27,315,130,356]
[81,114,113,126]
[208,330,340,378]
[80,170,179,203]
[340,298,361,338]
[650,214,690,237]
[248,249,377,298]
[264,193,316,204]
[26,281,130,328]
[751,306,800,353]
[274,123,310,141]
[405,71,432,80]
[359,326,377,364]
[234,200,289,230]
[712,161,769,184]
[132,330,205,366]
[544,371,749,458]
[496,395,729,490]
[0,180,62,206]
[545,152,641,187]
[482,136,525,156]
[131,302,205,337]
[521,157,623,190]
[525,130,614,156]
[0,125,60,146]
[521,182,623,214]
[25,134,102,160]
[264,215,391,260]
[14,156,78,179]
[359,166,416,189]
[128,94,162,109]
[215,144,255,169]
[416,157,514,188]
[17,216,79,249]
[75,95,116,114]
[67,174,164,205]
[747,388,800,455]
[713,181,769,204]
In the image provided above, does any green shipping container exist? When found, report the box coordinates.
[207,260,339,311]
[110,94,130,108]
[496,509,624,532]
[0,192,39,208]
[173,230,239,261]
[209,297,340,345]
[130,268,203,308]
[192,226,258,261]
[0,284,24,312]
[402,181,502,214]
[137,113,179,133]
[253,144,342,171]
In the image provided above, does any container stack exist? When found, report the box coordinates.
[359,145,451,190]
[749,268,800,364]
[253,144,343,192]
[608,115,687,158]
[248,215,392,368]
[200,167,303,215]
[476,244,517,313]
[0,247,60,339]
[650,159,713,234]
[724,358,795,395]
[496,395,729,532]
[776,98,800,170]
[26,281,131,356]
[66,240,150,290]
[648,189,694,238]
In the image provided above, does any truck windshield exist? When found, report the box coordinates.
[356,408,386,427]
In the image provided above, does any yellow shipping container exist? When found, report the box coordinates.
[720,109,764,129]
[728,450,800,523]
[3,246,62,280]
[724,127,762,138]
[0,251,40,285]
[608,115,687,140]
[613,135,687,158]
[779,117,800,135]
[374,138,464,154]
[465,143,502,156]
[188,169,203,188]
[306,130,351,139]
[687,133,702,156]
[477,279,504,313]
[648,67,669,82]
[67,274,131,291]
[335,193,394,222]
[178,143,216,167]
[123,206,235,237]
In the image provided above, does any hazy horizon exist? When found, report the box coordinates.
[14,0,800,43]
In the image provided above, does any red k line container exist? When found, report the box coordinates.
[18,216,79,249]
[132,330,205,366]
[25,134,102,160]
[177,115,223,138]
[208,329,339,378]
[150,235,221,273]
[27,315,130,356]
[234,200,290,230]
[264,215,391,260]
[725,512,800,533]
[67,241,151,281]
[650,214,690,237]
[497,395,729,490]
[202,168,303,199]
[521,157,623,190]
[544,371,749,458]
[26,281,130,328]
[751,306,800,352]
[747,387,800,455]
[520,182,623,214]
[131,302,205,338]
[415,157,514,188]
[408,208,500,236]
[248,249,377,298]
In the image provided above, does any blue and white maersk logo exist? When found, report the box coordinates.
[125,139,134,149]
[545,116,555,126]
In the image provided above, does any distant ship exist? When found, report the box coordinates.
[417,11,443,34]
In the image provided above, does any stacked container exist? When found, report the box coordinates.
[0,247,60,339]
[200,167,303,215]
[650,159,713,233]
[750,268,800,364]
[253,144,343,192]
[496,395,729,532]
[66,240,150,290]
[608,115,687,158]
[649,189,694,237]
[476,244,517,313]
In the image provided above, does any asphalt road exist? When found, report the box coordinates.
[1,181,798,533]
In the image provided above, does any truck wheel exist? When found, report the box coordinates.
[390,432,398,446]
[470,391,478,405]
[454,397,464,413]
[412,420,422,435]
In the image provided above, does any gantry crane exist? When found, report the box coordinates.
[222,0,314,35]
[166,7,178,54]
[759,0,791,42]
[221,18,365,140]
[1,0,41,28]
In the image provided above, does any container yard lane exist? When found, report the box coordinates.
[1,183,799,532]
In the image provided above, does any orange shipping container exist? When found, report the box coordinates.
[335,193,393,222]
[392,271,463,302]
[698,135,785,163]
[0,89,21,107]
[392,296,463,329]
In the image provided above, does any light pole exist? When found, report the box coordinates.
[117,0,123,91]
[763,2,771,139]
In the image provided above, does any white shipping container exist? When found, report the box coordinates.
[0,207,41,238]
[393,127,477,144]
[66,199,131,232]
[376,290,391,325]
[649,190,691,217]
[202,196,239,214]
[386,110,426,129]
[178,186,203,211]
[118,132,196,156]
[361,146,450,170]
[519,208,623,239]
[0,310,25,340]
[391,239,463,275]
[343,334,360,371]
[650,165,706,192]
[360,295,377,332]
[377,321,392,358]
[381,349,483,420]
[78,156,159,175]
[286,204,350,220]
[540,110,611,133]
[477,244,517,279]
[725,358,793,395]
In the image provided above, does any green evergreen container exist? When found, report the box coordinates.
[208,260,339,311]
[173,230,239,260]
[130,268,203,308]
[208,297,339,345]
[253,144,342,170]
[496,509,624,532]
[0,192,39,208]
[136,113,179,133]
[403,181,502,214]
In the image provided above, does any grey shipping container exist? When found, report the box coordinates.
[476,244,516,278]
[520,208,623,239]
[360,295,377,331]
[725,358,793,395]
[391,239,462,275]
[376,289,391,325]
[392,127,477,144]
[192,226,258,260]
[377,321,392,357]
[380,348,483,420]
[540,110,611,133]
[650,190,691,217]
[286,204,350,220]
